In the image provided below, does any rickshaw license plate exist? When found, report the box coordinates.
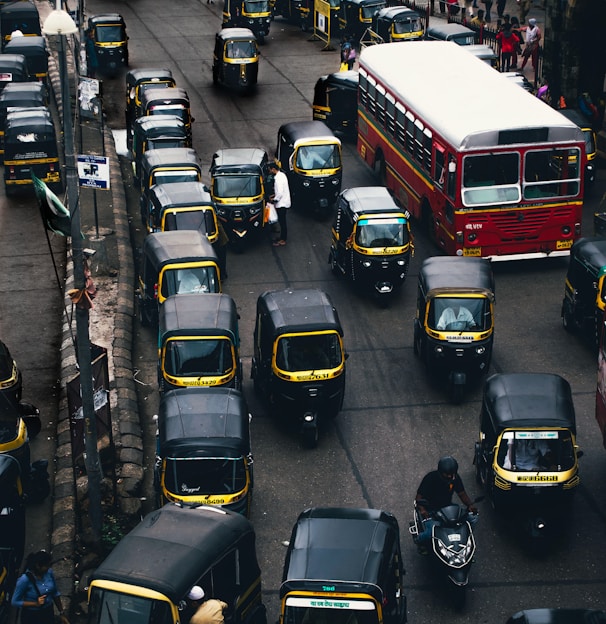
[556,239,573,250]
[517,475,558,482]
[463,247,481,257]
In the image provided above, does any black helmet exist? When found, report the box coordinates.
[438,456,458,476]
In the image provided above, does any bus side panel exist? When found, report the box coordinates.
[597,319,606,449]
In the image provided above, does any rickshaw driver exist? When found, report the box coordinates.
[504,438,554,471]
[436,304,476,330]
[415,456,478,554]
[187,586,228,624]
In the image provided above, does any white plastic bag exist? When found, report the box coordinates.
[265,202,278,224]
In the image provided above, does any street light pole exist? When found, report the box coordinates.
[43,10,103,542]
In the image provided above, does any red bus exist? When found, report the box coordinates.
[356,42,585,260]
[597,308,606,449]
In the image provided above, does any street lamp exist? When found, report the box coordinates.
[42,9,103,542]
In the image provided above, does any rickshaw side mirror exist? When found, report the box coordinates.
[576,449,584,459]
[191,117,196,123]
[344,352,349,360]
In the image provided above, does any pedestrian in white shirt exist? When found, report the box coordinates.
[268,161,291,247]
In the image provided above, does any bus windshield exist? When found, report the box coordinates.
[295,144,341,170]
[164,338,234,377]
[88,588,171,624]
[164,456,247,495]
[355,217,408,248]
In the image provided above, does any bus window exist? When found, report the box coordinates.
[359,72,368,109]
[405,112,414,155]
[376,85,385,126]
[386,94,395,135]
[423,128,432,172]
[523,148,581,200]
[447,155,456,201]
[395,104,405,146]
[462,152,520,206]
[414,120,424,165]
[434,147,445,188]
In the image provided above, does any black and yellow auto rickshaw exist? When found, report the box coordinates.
[125,68,176,147]
[131,115,189,185]
[0,54,28,93]
[146,182,219,242]
[414,257,495,403]
[276,120,342,217]
[273,0,339,33]
[87,14,128,76]
[3,36,48,84]
[559,109,596,190]
[154,387,253,514]
[222,0,271,43]
[212,28,259,92]
[140,87,193,141]
[209,147,268,249]
[157,294,241,393]
[251,288,347,447]
[338,0,385,42]
[0,339,22,417]
[312,70,358,137]
[87,503,267,624]
[0,1,41,48]
[139,147,203,214]
[370,6,424,42]
[3,107,61,196]
[561,237,606,347]
[136,230,221,327]
[280,507,407,624]
[474,373,582,545]
[329,186,414,304]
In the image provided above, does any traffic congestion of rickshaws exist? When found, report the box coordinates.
[2,0,603,622]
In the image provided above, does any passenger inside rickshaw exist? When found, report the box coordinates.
[432,298,486,331]
[165,339,233,377]
[355,218,406,248]
[498,431,574,472]
[295,145,340,170]
[175,268,209,293]
[161,267,218,297]
[276,334,341,372]
[226,41,256,59]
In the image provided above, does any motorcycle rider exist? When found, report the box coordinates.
[415,456,478,554]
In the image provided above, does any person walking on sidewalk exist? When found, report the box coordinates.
[481,0,493,22]
[268,161,291,247]
[517,0,531,23]
[520,18,541,72]
[471,9,486,26]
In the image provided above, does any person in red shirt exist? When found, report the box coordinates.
[496,23,520,72]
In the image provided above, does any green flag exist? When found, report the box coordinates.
[32,173,71,237]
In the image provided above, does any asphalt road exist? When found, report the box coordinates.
[3,0,606,621]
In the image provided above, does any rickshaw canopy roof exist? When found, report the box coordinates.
[258,288,343,337]
[217,27,257,42]
[143,230,217,273]
[126,68,174,88]
[141,147,199,171]
[280,507,400,600]
[158,387,250,457]
[159,293,238,341]
[375,6,420,21]
[88,13,126,27]
[0,87,44,112]
[1,0,39,18]
[4,35,46,57]
[559,109,593,131]
[211,147,267,172]
[278,120,341,148]
[0,339,16,379]
[151,182,214,211]
[568,237,606,278]
[141,87,190,110]
[425,23,475,39]
[5,107,53,135]
[0,54,28,76]
[482,373,576,433]
[339,186,404,219]
[344,0,385,7]
[319,71,358,92]
[91,503,259,603]
[419,256,495,299]
[0,81,45,98]
[134,114,187,138]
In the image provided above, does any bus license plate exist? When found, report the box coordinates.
[463,247,481,257]
[556,239,573,250]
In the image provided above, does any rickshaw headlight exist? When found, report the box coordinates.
[303,180,311,187]
[249,205,261,216]
[434,346,444,354]
[475,346,485,355]
[362,261,371,268]
[331,178,340,185]
[397,259,406,266]
[216,206,228,218]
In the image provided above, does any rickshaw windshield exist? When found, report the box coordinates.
[394,18,421,33]
[152,169,200,185]
[94,25,125,42]
[284,603,379,624]
[429,297,490,331]
[226,41,257,59]
[244,0,269,12]
[582,129,596,156]
[213,174,261,198]
[497,430,575,472]
[139,82,173,100]
[88,587,171,624]
[295,144,341,170]
[276,333,342,372]
[147,138,186,151]
[355,217,408,248]
[164,456,247,495]
[164,210,216,235]
[164,338,234,377]
[148,106,188,122]
[361,4,382,19]
[161,266,219,297]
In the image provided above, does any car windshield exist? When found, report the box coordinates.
[88,588,171,624]
[164,456,247,496]
[276,333,342,372]
[295,144,341,170]
[497,430,575,472]
[355,217,408,248]
[226,41,257,59]
[428,297,491,331]
[161,266,219,297]
[94,25,124,42]
[213,174,261,199]
[284,603,379,624]
[164,338,234,377]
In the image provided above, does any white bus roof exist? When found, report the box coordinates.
[359,41,583,150]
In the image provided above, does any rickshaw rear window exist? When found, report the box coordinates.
[94,25,124,42]
[161,266,219,297]
[213,175,261,198]
[226,41,257,59]
[295,144,341,170]
[88,588,171,624]
[497,430,575,472]
[164,456,247,495]
[148,105,188,122]
[244,0,269,12]
[284,602,379,624]
[276,333,342,372]
[164,338,234,377]
[147,138,186,151]
[152,169,200,185]
[355,217,408,248]
[429,297,491,331]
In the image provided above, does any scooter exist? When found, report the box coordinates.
[409,498,482,609]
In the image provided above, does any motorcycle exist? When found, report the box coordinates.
[409,498,482,609]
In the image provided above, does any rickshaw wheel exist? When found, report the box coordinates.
[561,302,576,333]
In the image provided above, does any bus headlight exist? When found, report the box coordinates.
[468,233,477,242]
[561,225,571,235]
